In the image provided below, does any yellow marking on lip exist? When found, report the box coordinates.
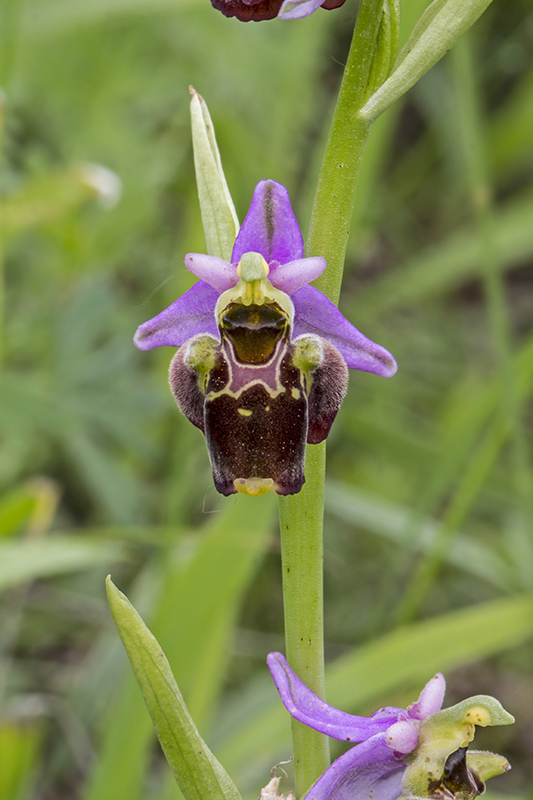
[465,706,491,726]
[234,478,276,497]
[291,388,300,400]
[238,408,252,417]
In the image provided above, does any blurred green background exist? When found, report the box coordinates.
[1,0,533,798]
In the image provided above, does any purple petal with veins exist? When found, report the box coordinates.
[134,281,219,350]
[408,673,446,720]
[304,734,405,800]
[278,0,324,19]
[292,286,397,377]
[185,253,238,293]
[232,180,303,265]
[269,257,326,295]
[267,653,397,742]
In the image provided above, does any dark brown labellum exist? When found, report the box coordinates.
[210,0,347,21]
[169,300,347,496]
[210,0,284,21]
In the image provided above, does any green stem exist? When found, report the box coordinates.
[279,444,328,800]
[278,2,388,797]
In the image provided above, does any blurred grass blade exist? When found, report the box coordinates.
[190,88,239,261]
[0,538,125,591]
[2,165,119,237]
[360,0,493,121]
[106,577,242,800]
[217,594,533,790]
[83,494,275,800]
[353,192,533,317]
[0,720,42,800]
[325,481,513,590]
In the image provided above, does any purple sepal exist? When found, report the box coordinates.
[133,281,219,351]
[185,253,238,293]
[267,653,397,742]
[292,286,397,377]
[305,733,405,800]
[278,0,323,19]
[231,180,303,265]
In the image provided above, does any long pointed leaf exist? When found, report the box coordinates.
[106,577,241,800]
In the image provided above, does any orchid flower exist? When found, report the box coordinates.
[210,0,347,22]
[268,652,514,800]
[134,180,396,497]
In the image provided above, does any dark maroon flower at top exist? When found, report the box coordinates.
[211,0,347,21]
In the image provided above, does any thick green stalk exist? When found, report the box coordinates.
[279,445,327,799]
[278,2,389,797]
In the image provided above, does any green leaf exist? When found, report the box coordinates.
[360,0,494,121]
[106,576,242,800]
[83,494,275,800]
[190,88,239,261]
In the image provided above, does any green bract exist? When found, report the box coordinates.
[106,577,242,800]
[190,88,239,261]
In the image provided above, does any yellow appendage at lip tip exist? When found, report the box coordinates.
[234,478,276,497]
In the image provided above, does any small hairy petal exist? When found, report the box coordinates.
[133,281,219,351]
[267,653,397,742]
[232,180,303,265]
[304,734,405,800]
[297,336,348,444]
[210,0,283,19]
[292,285,397,377]
[408,674,446,721]
[269,257,326,295]
[278,0,324,19]
[169,346,207,433]
[185,253,238,293]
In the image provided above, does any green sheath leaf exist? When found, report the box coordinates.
[190,88,239,262]
[106,577,241,800]
[360,0,494,121]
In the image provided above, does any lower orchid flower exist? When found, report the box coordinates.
[267,652,514,800]
[135,180,396,497]
[210,0,347,22]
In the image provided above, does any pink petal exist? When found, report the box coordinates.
[278,0,323,18]
[408,674,446,720]
[385,720,419,755]
[269,257,326,295]
[185,253,238,293]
